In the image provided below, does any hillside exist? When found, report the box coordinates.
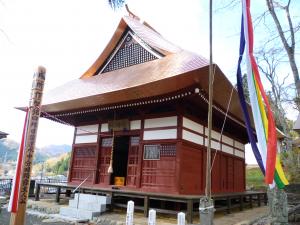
[246,166,266,190]
[0,139,71,164]
[36,144,71,157]
[33,152,71,177]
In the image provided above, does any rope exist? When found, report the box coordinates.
[107,131,115,174]
[42,110,110,136]
[210,86,234,173]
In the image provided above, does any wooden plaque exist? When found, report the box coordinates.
[108,119,130,131]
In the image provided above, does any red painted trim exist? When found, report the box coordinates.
[143,126,178,131]
[182,114,207,128]
[143,113,178,120]
[75,132,98,136]
[75,121,101,127]
[141,139,178,144]
[100,130,140,137]
[93,125,101,184]
[136,118,145,188]
[221,142,235,149]
[182,127,204,137]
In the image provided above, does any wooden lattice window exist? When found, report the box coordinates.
[101,138,113,147]
[160,144,176,157]
[74,146,96,158]
[130,136,140,146]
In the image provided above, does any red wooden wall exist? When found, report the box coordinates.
[141,143,177,193]
[68,114,245,195]
[179,140,245,194]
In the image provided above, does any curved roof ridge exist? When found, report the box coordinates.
[123,16,181,55]
[80,15,181,79]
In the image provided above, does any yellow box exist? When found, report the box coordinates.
[114,177,125,186]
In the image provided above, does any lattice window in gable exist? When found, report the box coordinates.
[100,31,161,74]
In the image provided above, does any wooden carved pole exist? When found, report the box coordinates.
[10,66,46,225]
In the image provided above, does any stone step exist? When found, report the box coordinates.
[60,206,101,220]
[69,199,107,212]
[74,193,111,204]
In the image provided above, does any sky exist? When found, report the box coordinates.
[0,0,299,164]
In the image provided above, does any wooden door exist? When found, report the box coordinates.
[98,137,112,185]
[126,136,140,187]
[70,145,97,183]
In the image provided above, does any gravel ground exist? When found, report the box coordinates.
[1,204,271,225]
[0,208,74,225]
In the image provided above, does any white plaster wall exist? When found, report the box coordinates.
[222,145,234,154]
[130,120,141,130]
[235,141,245,151]
[205,128,221,141]
[76,124,99,134]
[143,129,177,140]
[235,150,245,158]
[100,123,109,132]
[204,138,220,150]
[144,116,177,129]
[222,135,233,146]
[182,130,203,145]
[277,140,282,152]
[75,135,98,144]
[182,117,203,134]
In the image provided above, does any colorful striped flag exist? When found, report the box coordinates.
[8,108,29,213]
[237,0,289,188]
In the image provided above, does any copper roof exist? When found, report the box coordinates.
[40,15,254,128]
[80,16,181,79]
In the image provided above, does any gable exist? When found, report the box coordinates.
[97,29,163,74]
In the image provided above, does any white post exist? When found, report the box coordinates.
[177,212,185,225]
[126,200,134,225]
[148,209,156,225]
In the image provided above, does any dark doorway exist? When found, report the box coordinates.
[110,136,129,185]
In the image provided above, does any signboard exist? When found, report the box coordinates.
[108,119,130,131]
[144,145,160,160]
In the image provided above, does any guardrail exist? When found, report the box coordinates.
[0,177,67,196]
[36,178,67,194]
[0,178,12,195]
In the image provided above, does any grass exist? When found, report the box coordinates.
[246,167,267,190]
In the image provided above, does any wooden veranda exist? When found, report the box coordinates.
[34,182,267,224]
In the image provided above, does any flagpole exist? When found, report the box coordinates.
[10,66,46,225]
[199,0,215,224]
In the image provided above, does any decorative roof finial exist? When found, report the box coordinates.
[125,4,140,20]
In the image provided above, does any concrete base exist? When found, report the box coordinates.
[59,193,111,220]
[60,207,101,220]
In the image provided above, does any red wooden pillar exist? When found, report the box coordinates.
[68,127,77,183]
[93,125,101,184]
[136,118,144,188]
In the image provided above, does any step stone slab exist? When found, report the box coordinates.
[60,207,101,220]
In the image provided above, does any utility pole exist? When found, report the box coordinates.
[10,66,46,225]
[199,0,215,224]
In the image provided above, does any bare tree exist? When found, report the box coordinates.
[256,47,292,132]
[266,0,299,99]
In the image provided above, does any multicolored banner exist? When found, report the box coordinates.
[8,108,29,213]
[237,0,288,188]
